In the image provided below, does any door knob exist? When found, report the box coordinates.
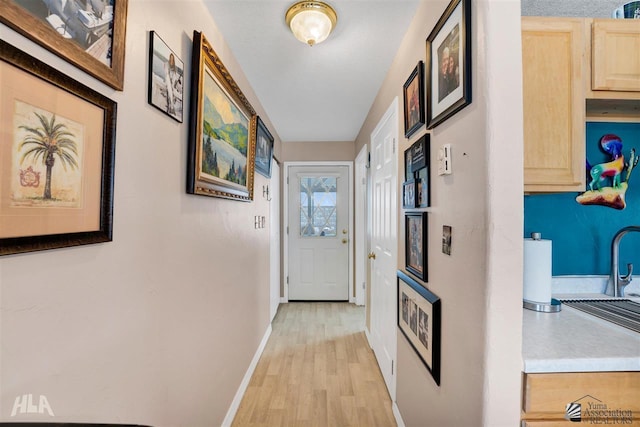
[368,252,376,260]
[342,238,348,244]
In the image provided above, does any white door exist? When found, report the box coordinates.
[270,162,281,322]
[355,145,368,306]
[369,99,398,400]
[287,164,350,301]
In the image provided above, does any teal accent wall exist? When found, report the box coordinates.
[524,122,640,275]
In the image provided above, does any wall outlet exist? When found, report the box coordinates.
[437,143,452,176]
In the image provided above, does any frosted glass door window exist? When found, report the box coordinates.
[299,177,337,237]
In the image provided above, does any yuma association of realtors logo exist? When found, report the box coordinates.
[565,395,633,423]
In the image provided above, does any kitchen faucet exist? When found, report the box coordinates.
[607,225,640,297]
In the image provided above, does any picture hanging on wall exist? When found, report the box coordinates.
[403,180,417,209]
[187,31,256,201]
[148,31,184,123]
[397,270,441,385]
[410,134,430,208]
[0,40,116,256]
[254,116,274,178]
[405,212,428,281]
[403,61,425,138]
[425,0,471,129]
[0,0,129,90]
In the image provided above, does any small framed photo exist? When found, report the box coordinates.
[409,134,428,173]
[425,0,471,129]
[397,270,441,385]
[405,212,428,281]
[254,116,274,178]
[148,31,184,122]
[403,180,417,209]
[442,225,452,255]
[403,61,425,138]
[404,146,414,181]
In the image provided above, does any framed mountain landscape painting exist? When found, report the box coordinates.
[187,31,256,201]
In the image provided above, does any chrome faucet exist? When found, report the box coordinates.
[607,225,640,297]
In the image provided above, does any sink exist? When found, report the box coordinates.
[559,299,640,333]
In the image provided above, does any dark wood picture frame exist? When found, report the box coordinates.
[425,0,471,129]
[254,116,274,178]
[0,40,116,256]
[405,212,428,282]
[0,0,128,91]
[403,61,425,138]
[187,31,256,201]
[413,134,430,208]
[148,31,184,123]
[397,270,441,385]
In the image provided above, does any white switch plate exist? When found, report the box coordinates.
[438,143,452,175]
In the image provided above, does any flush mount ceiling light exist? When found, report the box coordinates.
[285,1,337,47]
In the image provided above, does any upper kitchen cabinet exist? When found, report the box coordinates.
[591,19,640,94]
[522,17,587,192]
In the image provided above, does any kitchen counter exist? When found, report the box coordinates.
[522,289,640,373]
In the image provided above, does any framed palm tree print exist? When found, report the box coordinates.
[0,41,116,256]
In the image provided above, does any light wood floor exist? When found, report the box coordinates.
[232,302,397,427]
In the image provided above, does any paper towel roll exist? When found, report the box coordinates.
[523,237,552,304]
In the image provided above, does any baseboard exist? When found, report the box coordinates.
[364,327,372,349]
[279,297,288,303]
[221,324,272,427]
[392,402,406,427]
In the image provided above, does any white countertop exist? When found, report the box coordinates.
[522,277,640,373]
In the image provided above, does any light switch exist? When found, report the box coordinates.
[437,143,452,176]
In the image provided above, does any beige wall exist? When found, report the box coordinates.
[280,140,356,162]
[0,1,280,425]
[355,0,524,425]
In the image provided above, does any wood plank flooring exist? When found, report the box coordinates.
[232,302,397,427]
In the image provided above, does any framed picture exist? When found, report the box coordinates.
[415,135,430,208]
[404,146,414,182]
[405,212,428,281]
[0,41,116,256]
[409,134,428,173]
[254,116,274,178]
[403,180,417,209]
[0,0,128,91]
[187,31,256,201]
[148,31,184,123]
[425,0,471,129]
[442,225,452,255]
[397,270,441,385]
[403,61,425,138]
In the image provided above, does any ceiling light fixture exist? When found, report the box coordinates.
[285,1,337,47]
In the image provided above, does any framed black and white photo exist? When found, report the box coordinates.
[425,0,471,129]
[405,212,428,281]
[148,31,183,122]
[254,116,274,178]
[403,180,417,209]
[397,270,441,385]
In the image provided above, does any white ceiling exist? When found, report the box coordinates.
[203,0,421,142]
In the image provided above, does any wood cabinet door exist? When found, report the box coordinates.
[592,19,640,92]
[522,18,586,192]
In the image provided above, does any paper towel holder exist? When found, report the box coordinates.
[523,232,561,312]
[523,298,561,312]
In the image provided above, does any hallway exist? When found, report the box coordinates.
[232,303,397,427]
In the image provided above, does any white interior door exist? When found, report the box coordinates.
[369,99,398,400]
[287,164,350,301]
[270,162,281,322]
[355,146,368,306]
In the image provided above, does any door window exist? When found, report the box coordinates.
[299,176,337,237]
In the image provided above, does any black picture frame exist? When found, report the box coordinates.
[397,270,441,385]
[187,31,256,201]
[415,135,430,208]
[425,0,471,129]
[403,180,417,209]
[409,134,428,173]
[148,31,184,123]
[404,146,414,181]
[0,41,116,256]
[254,116,274,178]
[405,212,428,282]
[403,61,425,138]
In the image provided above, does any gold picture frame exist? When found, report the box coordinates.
[0,40,116,256]
[187,31,256,201]
[0,0,128,90]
